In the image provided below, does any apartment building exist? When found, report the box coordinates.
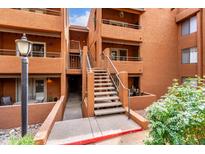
[175,8,203,83]
[87,8,178,98]
[0,8,203,130]
[0,8,68,104]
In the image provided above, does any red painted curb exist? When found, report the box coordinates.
[62,128,143,145]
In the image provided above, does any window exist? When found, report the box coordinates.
[182,47,197,64]
[16,79,46,102]
[181,16,197,36]
[110,48,128,61]
[190,16,197,33]
[31,42,46,57]
[35,80,44,93]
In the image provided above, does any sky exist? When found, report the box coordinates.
[69,8,91,26]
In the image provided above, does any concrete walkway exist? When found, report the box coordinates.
[47,114,141,145]
[63,93,82,120]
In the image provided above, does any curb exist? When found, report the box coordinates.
[62,128,143,145]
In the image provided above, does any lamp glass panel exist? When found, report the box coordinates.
[17,41,29,55]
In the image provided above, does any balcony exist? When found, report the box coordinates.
[101,19,143,42]
[0,49,62,74]
[67,53,82,74]
[70,40,81,53]
[0,8,62,32]
[111,56,143,74]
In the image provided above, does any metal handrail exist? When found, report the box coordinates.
[69,53,81,69]
[0,48,60,58]
[111,55,142,61]
[102,19,141,29]
[103,53,131,119]
[86,53,92,72]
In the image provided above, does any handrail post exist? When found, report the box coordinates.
[82,46,88,101]
[119,71,128,107]
[128,89,131,119]
[87,71,94,116]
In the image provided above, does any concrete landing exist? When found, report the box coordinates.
[47,114,142,145]
[63,93,82,120]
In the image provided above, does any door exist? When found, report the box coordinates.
[34,79,46,101]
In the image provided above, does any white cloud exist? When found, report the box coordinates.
[70,11,90,26]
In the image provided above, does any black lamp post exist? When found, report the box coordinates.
[15,33,32,137]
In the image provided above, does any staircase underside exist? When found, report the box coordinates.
[93,68,126,116]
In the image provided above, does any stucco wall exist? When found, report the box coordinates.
[140,9,179,98]
[0,102,55,129]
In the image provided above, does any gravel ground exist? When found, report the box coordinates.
[0,123,41,145]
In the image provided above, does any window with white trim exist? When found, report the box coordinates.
[181,16,197,36]
[31,42,46,57]
[182,47,197,64]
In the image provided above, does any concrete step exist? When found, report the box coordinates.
[94,76,110,79]
[94,79,111,83]
[94,87,115,91]
[94,102,122,109]
[94,82,113,87]
[94,96,119,102]
[93,70,107,72]
[94,91,117,96]
[94,73,109,76]
[94,107,126,116]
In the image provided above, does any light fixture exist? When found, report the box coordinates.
[47,78,53,83]
[15,33,32,56]
[15,33,32,137]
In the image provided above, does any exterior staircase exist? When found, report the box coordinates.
[93,68,125,116]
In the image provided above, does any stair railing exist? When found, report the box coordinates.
[103,52,131,119]
[86,53,92,72]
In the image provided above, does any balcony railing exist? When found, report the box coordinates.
[0,49,61,58]
[68,53,81,69]
[110,55,142,61]
[102,19,141,29]
[70,40,81,51]
[13,8,61,16]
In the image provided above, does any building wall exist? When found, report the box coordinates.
[0,79,16,102]
[140,9,179,98]
[47,78,61,101]
[88,8,102,67]
[175,8,202,81]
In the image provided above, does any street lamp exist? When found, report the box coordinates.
[15,33,32,137]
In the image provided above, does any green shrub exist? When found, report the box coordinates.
[9,134,35,145]
[144,77,205,145]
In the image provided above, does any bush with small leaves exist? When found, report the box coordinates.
[144,76,205,145]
